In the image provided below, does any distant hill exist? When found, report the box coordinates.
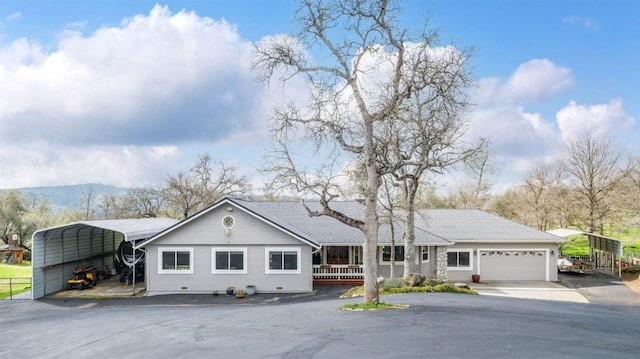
[4,184,129,212]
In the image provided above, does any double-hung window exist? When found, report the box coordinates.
[380,246,404,264]
[212,247,247,274]
[265,247,301,274]
[158,247,194,274]
[447,249,472,269]
[421,246,430,262]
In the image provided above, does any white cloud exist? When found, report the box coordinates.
[556,98,636,143]
[475,59,573,106]
[467,59,576,183]
[0,5,295,188]
[563,15,599,30]
[0,143,184,188]
[0,4,265,146]
[5,12,21,21]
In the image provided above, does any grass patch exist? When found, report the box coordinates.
[341,302,409,311]
[560,231,640,256]
[340,281,477,299]
[0,263,32,299]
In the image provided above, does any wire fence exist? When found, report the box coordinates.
[0,277,32,300]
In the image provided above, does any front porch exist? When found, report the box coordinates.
[312,264,364,285]
[311,245,447,285]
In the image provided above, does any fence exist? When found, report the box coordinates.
[0,277,32,300]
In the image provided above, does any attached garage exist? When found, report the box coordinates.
[416,209,565,282]
[31,218,177,299]
[478,249,549,281]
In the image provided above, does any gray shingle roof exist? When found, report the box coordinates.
[414,209,564,242]
[232,199,451,246]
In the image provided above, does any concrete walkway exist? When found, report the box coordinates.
[468,280,589,303]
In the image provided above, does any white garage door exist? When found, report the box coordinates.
[479,250,546,280]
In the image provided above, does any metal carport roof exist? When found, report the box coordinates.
[31,218,178,299]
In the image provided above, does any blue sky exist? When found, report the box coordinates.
[0,0,637,193]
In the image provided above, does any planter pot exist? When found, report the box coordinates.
[246,286,256,296]
[471,274,480,283]
[236,291,245,298]
[226,289,234,295]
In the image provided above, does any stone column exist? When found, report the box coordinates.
[436,246,448,282]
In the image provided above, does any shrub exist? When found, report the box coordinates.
[622,266,640,275]
[381,277,405,290]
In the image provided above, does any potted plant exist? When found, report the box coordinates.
[226,286,235,295]
[471,274,480,283]
[212,290,219,296]
[235,289,245,298]
[246,285,256,296]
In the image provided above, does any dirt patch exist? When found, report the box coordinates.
[622,272,640,295]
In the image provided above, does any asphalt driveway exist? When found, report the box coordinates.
[557,271,640,306]
[2,289,639,358]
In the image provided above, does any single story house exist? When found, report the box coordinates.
[136,198,564,296]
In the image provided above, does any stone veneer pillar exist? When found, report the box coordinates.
[436,246,448,282]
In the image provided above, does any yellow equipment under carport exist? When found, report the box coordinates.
[67,267,97,290]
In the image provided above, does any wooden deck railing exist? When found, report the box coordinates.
[312,264,363,281]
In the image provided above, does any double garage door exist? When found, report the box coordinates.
[479,250,547,280]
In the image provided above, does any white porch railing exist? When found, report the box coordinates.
[312,264,363,280]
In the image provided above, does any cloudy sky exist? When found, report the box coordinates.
[0,0,637,193]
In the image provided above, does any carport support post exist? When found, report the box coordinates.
[132,240,136,296]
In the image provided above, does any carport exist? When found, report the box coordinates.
[549,228,624,278]
[31,218,178,299]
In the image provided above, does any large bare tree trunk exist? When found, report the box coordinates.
[403,180,416,275]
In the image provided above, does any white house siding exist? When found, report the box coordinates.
[376,246,436,280]
[446,242,559,282]
[145,207,314,296]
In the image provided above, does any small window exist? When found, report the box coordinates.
[265,247,301,274]
[447,250,472,269]
[158,247,194,274]
[421,246,429,262]
[381,246,404,264]
[212,247,247,274]
[222,215,235,229]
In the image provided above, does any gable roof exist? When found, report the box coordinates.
[136,198,452,249]
[415,209,564,243]
[236,199,451,246]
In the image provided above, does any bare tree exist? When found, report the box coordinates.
[563,134,624,234]
[445,144,495,210]
[254,0,468,302]
[128,186,166,218]
[378,175,400,279]
[97,193,118,220]
[621,154,640,216]
[80,185,96,220]
[380,83,480,275]
[519,163,565,231]
[164,171,202,219]
[191,154,252,207]
[164,154,252,219]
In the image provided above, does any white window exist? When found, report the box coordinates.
[422,246,430,262]
[447,249,472,270]
[380,246,404,264]
[158,247,194,274]
[265,247,301,274]
[212,247,247,274]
